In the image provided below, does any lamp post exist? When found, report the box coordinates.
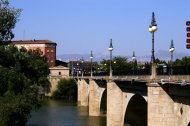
[108,39,113,78]
[132,51,136,75]
[149,12,158,79]
[81,57,84,77]
[149,12,158,63]
[71,60,74,76]
[90,50,94,77]
[169,40,175,75]
[77,62,79,78]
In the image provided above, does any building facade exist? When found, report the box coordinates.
[13,40,57,67]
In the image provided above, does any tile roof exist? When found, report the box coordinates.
[12,40,57,45]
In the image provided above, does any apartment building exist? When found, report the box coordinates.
[13,40,57,67]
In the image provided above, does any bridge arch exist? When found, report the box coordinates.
[100,89,107,115]
[124,94,147,126]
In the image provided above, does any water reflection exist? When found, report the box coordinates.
[27,99,106,126]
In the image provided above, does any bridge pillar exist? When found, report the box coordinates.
[80,79,89,106]
[107,80,123,126]
[147,83,175,126]
[46,76,59,96]
[89,79,105,116]
[151,63,157,79]
[77,79,81,105]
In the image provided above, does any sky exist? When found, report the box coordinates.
[9,0,190,61]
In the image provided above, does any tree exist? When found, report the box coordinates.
[100,56,132,75]
[112,56,132,75]
[173,56,190,74]
[52,78,77,100]
[0,45,50,126]
[0,1,50,125]
[0,0,21,45]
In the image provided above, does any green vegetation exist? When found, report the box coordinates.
[100,56,132,75]
[0,0,50,125]
[0,45,50,126]
[52,78,77,101]
[94,56,190,75]
[0,0,21,45]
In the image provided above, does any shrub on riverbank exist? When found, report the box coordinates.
[52,78,77,101]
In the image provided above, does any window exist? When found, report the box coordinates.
[51,50,54,52]
[59,72,61,75]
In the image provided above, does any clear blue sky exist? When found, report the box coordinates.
[10,0,190,59]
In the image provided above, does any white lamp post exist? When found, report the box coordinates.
[149,12,158,79]
[77,63,79,78]
[90,50,94,77]
[149,12,158,63]
[132,51,136,75]
[169,40,175,75]
[108,39,113,78]
[81,57,84,77]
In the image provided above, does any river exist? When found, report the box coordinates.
[27,99,106,126]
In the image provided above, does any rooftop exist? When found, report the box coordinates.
[12,40,57,45]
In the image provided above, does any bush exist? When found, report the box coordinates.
[0,95,32,126]
[52,78,77,100]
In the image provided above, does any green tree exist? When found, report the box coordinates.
[0,1,50,125]
[0,95,32,126]
[112,56,132,75]
[173,56,190,66]
[100,56,132,75]
[0,0,21,45]
[52,78,77,100]
[0,45,50,126]
[173,56,190,74]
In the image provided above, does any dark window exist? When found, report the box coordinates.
[59,72,61,75]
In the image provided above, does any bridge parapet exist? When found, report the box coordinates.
[156,75,190,84]
[74,75,190,85]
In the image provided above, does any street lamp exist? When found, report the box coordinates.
[108,38,113,78]
[132,51,136,75]
[149,12,158,79]
[81,57,84,77]
[71,60,74,76]
[149,12,158,63]
[90,50,94,77]
[77,62,79,78]
[169,40,175,75]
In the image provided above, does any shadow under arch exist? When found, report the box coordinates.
[188,122,190,126]
[100,89,107,115]
[124,94,147,126]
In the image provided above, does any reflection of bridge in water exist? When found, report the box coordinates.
[49,72,190,126]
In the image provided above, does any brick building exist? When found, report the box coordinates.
[13,40,57,67]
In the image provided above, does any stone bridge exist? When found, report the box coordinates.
[47,67,190,126]
[75,75,190,126]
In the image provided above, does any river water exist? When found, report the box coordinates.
[27,99,106,126]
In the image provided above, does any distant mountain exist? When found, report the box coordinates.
[155,50,189,61]
[57,53,109,62]
[57,50,189,62]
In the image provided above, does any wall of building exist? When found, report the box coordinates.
[46,66,70,96]
[49,67,69,77]
[13,40,57,67]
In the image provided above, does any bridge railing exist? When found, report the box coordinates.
[72,65,190,77]
[157,66,190,75]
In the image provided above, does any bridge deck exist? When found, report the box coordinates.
[75,75,190,85]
